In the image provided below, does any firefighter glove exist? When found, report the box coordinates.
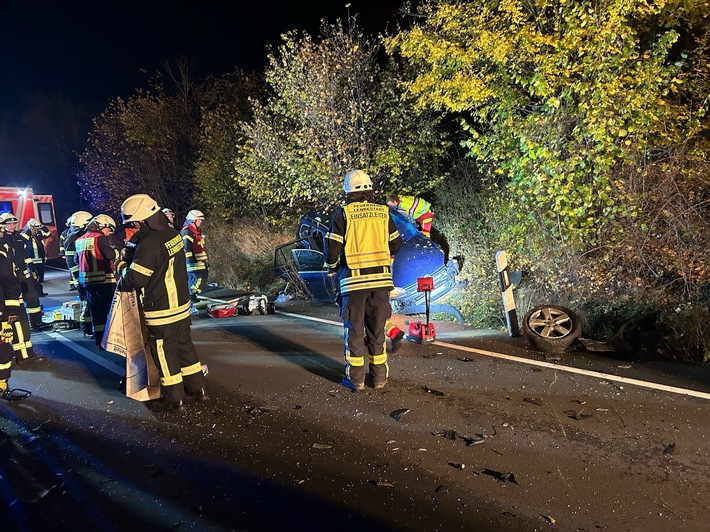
[1,321,13,343]
[119,246,135,263]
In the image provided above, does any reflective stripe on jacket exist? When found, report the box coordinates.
[397,196,432,221]
[181,224,207,272]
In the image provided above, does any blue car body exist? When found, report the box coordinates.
[274,209,463,321]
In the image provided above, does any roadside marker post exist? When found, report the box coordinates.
[496,251,520,337]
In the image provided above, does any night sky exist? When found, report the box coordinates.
[0,0,403,214]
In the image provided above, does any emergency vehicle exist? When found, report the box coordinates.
[0,186,60,259]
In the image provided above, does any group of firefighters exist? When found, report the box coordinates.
[0,200,210,407]
[1,178,433,405]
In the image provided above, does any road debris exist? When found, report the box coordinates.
[461,435,485,446]
[311,443,332,449]
[663,442,676,455]
[448,462,465,469]
[370,480,394,488]
[457,357,473,362]
[432,429,457,440]
[390,408,410,422]
[245,405,274,416]
[543,514,557,524]
[421,385,445,396]
[482,469,518,484]
[564,410,593,420]
[523,397,542,406]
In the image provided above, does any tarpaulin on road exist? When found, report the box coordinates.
[102,289,161,402]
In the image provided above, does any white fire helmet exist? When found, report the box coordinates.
[343,170,373,193]
[92,214,116,234]
[121,194,160,223]
[70,211,93,229]
[186,209,205,222]
[0,212,19,230]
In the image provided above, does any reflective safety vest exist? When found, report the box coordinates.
[21,228,49,264]
[325,201,402,294]
[397,196,432,222]
[181,224,208,272]
[75,231,117,285]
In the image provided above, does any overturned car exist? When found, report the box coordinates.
[274,209,465,322]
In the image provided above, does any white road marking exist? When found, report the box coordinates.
[277,310,343,327]
[47,332,124,375]
[276,311,710,401]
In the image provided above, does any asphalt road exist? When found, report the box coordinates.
[1,268,708,531]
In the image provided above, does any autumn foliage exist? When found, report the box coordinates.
[77,2,710,361]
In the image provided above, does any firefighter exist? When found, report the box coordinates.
[181,209,208,310]
[325,170,402,391]
[387,194,434,238]
[0,213,43,330]
[0,246,18,395]
[75,214,119,346]
[59,216,76,290]
[0,218,44,365]
[59,217,71,257]
[116,194,208,411]
[162,208,175,228]
[21,218,51,295]
[65,211,94,337]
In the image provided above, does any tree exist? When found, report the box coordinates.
[77,59,203,217]
[391,0,710,360]
[389,0,710,252]
[194,70,265,219]
[235,19,447,219]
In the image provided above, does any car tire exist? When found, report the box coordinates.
[522,304,582,354]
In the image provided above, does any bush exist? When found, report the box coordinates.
[435,160,709,363]
[203,218,293,295]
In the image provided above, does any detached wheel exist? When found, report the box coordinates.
[522,305,582,354]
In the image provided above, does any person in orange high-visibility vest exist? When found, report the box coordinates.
[75,214,119,345]
[181,210,208,311]
[387,194,434,238]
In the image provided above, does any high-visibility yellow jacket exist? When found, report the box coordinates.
[395,196,432,222]
[325,201,402,294]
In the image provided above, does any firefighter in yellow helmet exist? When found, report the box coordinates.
[325,170,402,391]
[117,194,207,411]
[181,209,208,311]
[387,194,434,238]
